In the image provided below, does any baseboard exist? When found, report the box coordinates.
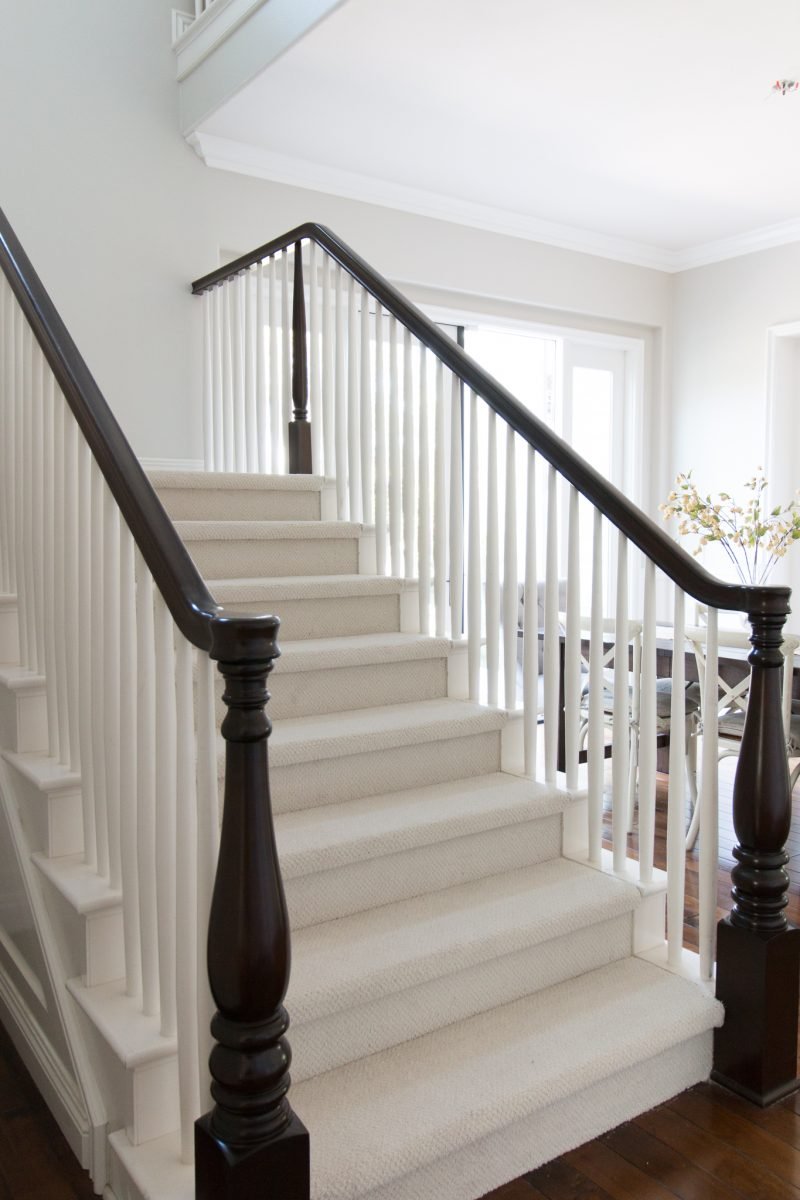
[139,457,204,472]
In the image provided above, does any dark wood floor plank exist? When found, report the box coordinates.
[603,1119,743,1200]
[694,1082,800,1152]
[526,1159,617,1199]
[563,1141,678,1200]
[481,1180,542,1200]
[669,1090,800,1188]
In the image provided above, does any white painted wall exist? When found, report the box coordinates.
[0,0,672,467]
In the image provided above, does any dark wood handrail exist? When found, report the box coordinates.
[193,223,789,620]
[0,205,226,650]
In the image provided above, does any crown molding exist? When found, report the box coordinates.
[188,132,800,274]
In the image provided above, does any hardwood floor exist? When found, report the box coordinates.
[1,761,798,1199]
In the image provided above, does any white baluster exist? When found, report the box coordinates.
[467,392,481,700]
[30,344,45,682]
[119,525,141,999]
[202,291,214,471]
[433,360,447,637]
[268,257,280,473]
[503,425,518,710]
[233,274,246,472]
[212,287,224,472]
[135,554,159,1017]
[523,448,538,775]
[244,267,258,473]
[417,348,431,634]
[0,283,15,596]
[321,253,334,480]
[91,461,109,879]
[309,245,323,477]
[667,586,687,969]
[374,304,388,576]
[360,287,373,527]
[564,486,581,790]
[256,262,267,473]
[281,249,291,468]
[64,415,80,770]
[449,374,463,639]
[103,489,122,891]
[195,653,219,1109]
[77,438,96,867]
[13,307,29,668]
[175,635,201,1163]
[154,593,177,1038]
[612,533,630,873]
[402,330,416,580]
[587,508,604,865]
[388,318,402,575]
[222,284,235,472]
[334,266,348,519]
[638,558,657,883]
[22,325,37,671]
[347,275,361,522]
[699,606,719,981]
[0,281,9,595]
[52,395,69,761]
[41,371,58,762]
[485,411,500,706]
[543,465,559,783]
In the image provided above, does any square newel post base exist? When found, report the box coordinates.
[288,422,312,474]
[195,1112,310,1200]
[712,917,800,1107]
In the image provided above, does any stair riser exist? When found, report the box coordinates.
[0,677,48,754]
[290,913,632,1081]
[285,815,563,929]
[0,600,18,666]
[225,591,411,640]
[230,656,449,723]
[37,874,123,988]
[270,730,503,812]
[186,535,362,579]
[157,486,323,522]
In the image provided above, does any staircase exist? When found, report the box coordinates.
[73,467,716,1200]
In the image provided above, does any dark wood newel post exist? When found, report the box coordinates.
[713,589,800,1106]
[195,614,309,1199]
[288,240,312,474]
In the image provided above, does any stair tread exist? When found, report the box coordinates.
[275,632,452,673]
[174,519,365,539]
[276,771,569,878]
[208,573,415,600]
[148,470,329,491]
[269,698,506,765]
[32,851,121,913]
[293,956,722,1200]
[2,749,80,791]
[67,977,176,1067]
[288,858,639,1022]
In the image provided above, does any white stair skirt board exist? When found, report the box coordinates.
[9,471,724,1200]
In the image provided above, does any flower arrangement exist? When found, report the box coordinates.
[660,468,800,585]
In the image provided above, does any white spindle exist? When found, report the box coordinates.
[103,490,122,891]
[195,653,219,1109]
[256,262,267,473]
[309,245,323,476]
[402,331,416,579]
[135,555,159,1018]
[321,253,335,479]
[699,606,719,981]
[202,292,214,471]
[449,375,464,639]
[523,448,538,775]
[334,266,348,520]
[667,587,687,968]
[52,394,69,762]
[175,636,201,1163]
[467,392,481,699]
[611,533,630,873]
[155,594,178,1038]
[360,287,373,526]
[587,508,604,865]
[21,324,36,671]
[212,287,224,471]
[347,275,362,522]
[13,306,29,669]
[119,525,141,999]
[244,267,258,473]
[543,465,559,783]
[281,250,292,466]
[389,318,402,575]
[42,372,59,762]
[0,283,15,595]
[638,558,657,883]
[485,411,500,706]
[91,461,109,879]
[0,281,9,595]
[374,304,388,576]
[222,284,235,472]
[417,348,431,634]
[64,415,80,770]
[77,438,96,867]
[268,257,280,473]
[564,486,581,789]
[503,425,518,710]
[232,274,246,472]
[30,344,45,682]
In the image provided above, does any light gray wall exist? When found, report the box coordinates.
[0,0,673,465]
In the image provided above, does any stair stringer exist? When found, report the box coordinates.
[0,756,108,1191]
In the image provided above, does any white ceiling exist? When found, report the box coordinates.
[197,0,800,269]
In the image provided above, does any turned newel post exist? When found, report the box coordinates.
[195,614,309,1200]
[713,588,800,1106]
[289,240,312,474]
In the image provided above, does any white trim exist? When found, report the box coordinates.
[173,0,265,80]
[187,132,800,273]
[171,9,195,45]
[139,457,204,473]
